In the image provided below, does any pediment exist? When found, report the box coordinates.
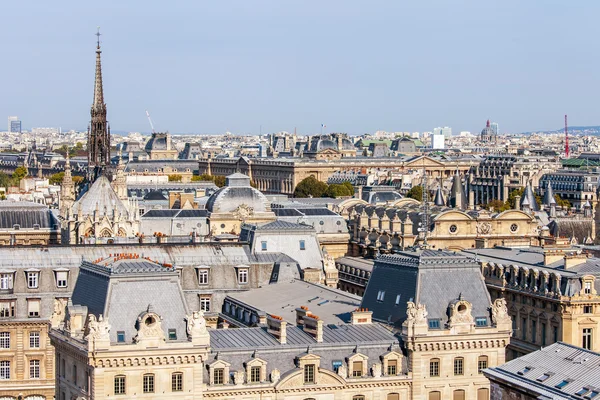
[404,156,445,168]
[318,148,341,155]
[245,357,267,367]
[275,368,346,390]
[297,353,321,362]
[381,350,403,360]
[578,317,598,325]
[209,359,231,368]
[347,352,368,362]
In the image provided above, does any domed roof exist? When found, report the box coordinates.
[143,190,167,201]
[205,173,270,213]
[309,138,338,152]
[341,138,355,150]
[145,132,169,152]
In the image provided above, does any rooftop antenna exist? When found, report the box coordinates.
[145,110,156,134]
[565,114,569,158]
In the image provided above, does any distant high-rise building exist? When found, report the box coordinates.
[431,133,445,149]
[433,126,452,137]
[8,116,21,133]
[491,122,499,136]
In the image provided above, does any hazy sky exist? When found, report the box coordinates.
[1,1,598,135]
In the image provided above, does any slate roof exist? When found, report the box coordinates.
[73,175,129,216]
[141,209,208,218]
[484,342,600,399]
[361,250,492,327]
[0,201,59,229]
[254,220,315,231]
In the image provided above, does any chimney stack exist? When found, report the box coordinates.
[564,252,588,269]
[296,306,309,328]
[266,314,287,344]
[303,313,323,343]
[351,308,372,325]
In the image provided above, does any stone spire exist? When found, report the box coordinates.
[60,154,76,218]
[543,183,556,207]
[433,183,445,206]
[87,27,111,182]
[448,171,467,210]
[520,181,539,212]
[113,149,128,200]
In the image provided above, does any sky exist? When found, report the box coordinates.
[1,0,599,135]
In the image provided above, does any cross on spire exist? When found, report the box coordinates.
[96,27,101,49]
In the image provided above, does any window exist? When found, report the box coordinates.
[0,360,9,379]
[454,357,464,375]
[250,366,261,383]
[168,329,177,340]
[29,331,40,348]
[299,240,306,250]
[352,361,363,377]
[555,380,570,389]
[377,290,385,302]
[73,365,77,385]
[0,273,13,290]
[387,359,397,375]
[585,281,592,294]
[60,358,65,377]
[449,224,458,233]
[531,320,537,343]
[541,323,547,346]
[583,328,593,350]
[27,272,39,289]
[30,359,40,379]
[114,375,126,395]
[537,373,550,382]
[478,356,488,373]
[261,241,267,251]
[521,318,527,340]
[200,296,211,312]
[303,364,315,383]
[172,372,183,392]
[55,271,68,288]
[453,389,465,400]
[213,368,224,385]
[238,269,248,284]
[430,358,440,377]
[510,223,519,233]
[353,396,365,400]
[428,319,441,329]
[553,326,559,342]
[28,299,40,318]
[0,332,9,349]
[584,305,592,314]
[198,269,209,285]
[1,299,17,317]
[117,331,125,343]
[477,388,489,400]
[332,360,343,373]
[475,317,488,327]
[395,294,401,305]
[577,388,590,396]
[143,374,155,393]
[517,366,531,375]
[429,391,441,400]
[388,394,400,400]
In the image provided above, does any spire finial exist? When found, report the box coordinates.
[486,119,490,128]
[96,27,101,49]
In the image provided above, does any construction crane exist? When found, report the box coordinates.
[565,114,569,158]
[145,110,156,134]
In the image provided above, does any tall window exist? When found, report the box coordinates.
[478,356,488,373]
[250,366,261,383]
[200,296,211,312]
[377,290,385,302]
[213,368,224,385]
[30,360,40,379]
[261,241,267,251]
[299,240,306,250]
[0,361,10,380]
[521,318,527,340]
[387,359,397,375]
[0,273,13,290]
[541,323,547,346]
[303,364,315,383]
[454,357,464,375]
[238,269,248,284]
[477,388,489,400]
[172,372,183,391]
[531,320,537,343]
[55,271,68,288]
[583,328,593,350]
[429,391,441,400]
[114,375,126,395]
[27,299,40,318]
[585,281,592,294]
[27,272,39,289]
[0,332,9,349]
[453,389,466,400]
[143,374,155,393]
[198,269,209,285]
[1,300,16,318]
[29,331,40,348]
[352,361,363,377]
[553,326,559,343]
[429,358,440,377]
[73,365,77,386]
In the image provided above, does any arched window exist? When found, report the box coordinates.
[453,389,465,400]
[428,391,441,400]
[353,396,365,400]
[388,393,400,400]
[477,388,489,400]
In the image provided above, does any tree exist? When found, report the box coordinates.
[213,176,226,187]
[0,173,11,188]
[555,194,571,208]
[294,176,328,198]
[505,187,541,210]
[325,183,354,198]
[72,176,84,186]
[406,185,423,201]
[12,166,28,184]
[191,175,203,182]
[484,199,507,212]
[168,174,182,182]
[49,172,65,185]
[194,174,226,187]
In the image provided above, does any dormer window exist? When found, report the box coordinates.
[0,273,14,290]
[27,272,39,289]
[584,281,592,294]
[238,269,248,284]
[303,364,315,384]
[54,270,69,288]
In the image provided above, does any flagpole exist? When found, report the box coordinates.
[320,124,323,135]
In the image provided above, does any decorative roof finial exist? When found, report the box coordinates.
[96,27,101,49]
[486,119,490,128]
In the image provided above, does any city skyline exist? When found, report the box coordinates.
[1,1,599,134]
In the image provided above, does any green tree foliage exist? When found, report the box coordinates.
[49,172,64,185]
[504,187,541,210]
[168,174,183,182]
[293,176,329,198]
[12,166,28,184]
[325,183,354,198]
[73,176,84,186]
[0,173,11,188]
[406,185,423,201]
[555,194,571,208]
[195,174,226,187]
[484,199,508,212]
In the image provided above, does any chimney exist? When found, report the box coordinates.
[266,314,287,344]
[564,253,588,269]
[514,195,521,211]
[65,302,88,339]
[303,313,323,343]
[544,250,564,266]
[351,308,372,325]
[296,306,309,328]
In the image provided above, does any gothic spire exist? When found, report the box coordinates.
[93,27,104,109]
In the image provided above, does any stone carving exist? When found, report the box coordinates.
[337,364,347,379]
[233,370,245,385]
[406,301,428,325]
[233,204,254,221]
[85,314,110,341]
[50,298,68,328]
[371,363,382,378]
[186,311,208,337]
[270,369,281,383]
[491,298,511,324]
[134,312,165,343]
[323,253,336,271]
[476,222,492,235]
[448,300,474,326]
